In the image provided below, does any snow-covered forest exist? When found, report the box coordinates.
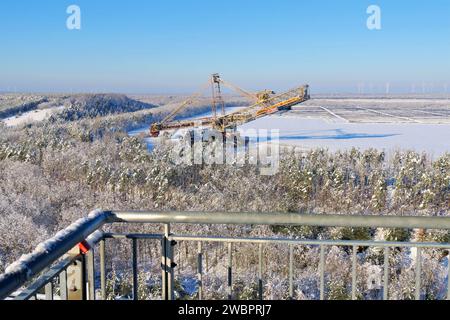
[0,94,449,299]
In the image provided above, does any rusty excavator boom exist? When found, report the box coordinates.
[150,74,309,137]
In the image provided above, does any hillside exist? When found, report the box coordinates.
[56,94,157,121]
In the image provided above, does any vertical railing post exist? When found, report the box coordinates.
[258,244,263,300]
[383,247,390,300]
[45,281,53,300]
[132,238,138,300]
[205,247,209,273]
[86,249,95,300]
[100,239,106,300]
[161,230,167,300]
[447,253,450,301]
[289,244,294,299]
[227,242,233,300]
[81,254,87,300]
[197,242,203,300]
[162,224,175,300]
[319,245,325,300]
[415,247,422,300]
[66,247,85,300]
[351,245,357,300]
[59,270,68,300]
[178,242,182,276]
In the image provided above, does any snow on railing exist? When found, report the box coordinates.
[0,210,110,299]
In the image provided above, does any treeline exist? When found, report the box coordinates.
[54,94,157,121]
[1,120,448,216]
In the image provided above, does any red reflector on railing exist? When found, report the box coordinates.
[78,240,91,254]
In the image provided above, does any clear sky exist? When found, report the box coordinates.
[1,0,449,94]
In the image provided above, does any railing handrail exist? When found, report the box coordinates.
[2,209,450,300]
[112,211,450,230]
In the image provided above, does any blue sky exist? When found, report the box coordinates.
[1,0,449,93]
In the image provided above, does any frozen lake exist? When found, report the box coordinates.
[240,115,450,157]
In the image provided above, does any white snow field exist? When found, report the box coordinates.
[240,98,449,156]
[3,106,64,127]
[240,115,449,156]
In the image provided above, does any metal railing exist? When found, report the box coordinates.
[1,210,450,300]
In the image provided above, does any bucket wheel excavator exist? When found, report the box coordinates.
[150,74,310,137]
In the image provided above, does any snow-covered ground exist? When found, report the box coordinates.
[2,106,64,127]
[240,115,450,156]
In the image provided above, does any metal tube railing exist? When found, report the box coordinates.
[169,235,450,248]
[13,256,76,300]
[110,211,450,230]
[168,234,450,300]
[2,209,450,301]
